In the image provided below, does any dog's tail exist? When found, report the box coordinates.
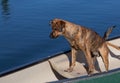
[104,25,120,50]
[103,25,116,40]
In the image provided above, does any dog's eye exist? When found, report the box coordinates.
[53,28,57,30]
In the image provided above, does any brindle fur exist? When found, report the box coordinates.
[49,18,119,75]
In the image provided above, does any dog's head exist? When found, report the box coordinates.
[49,18,65,39]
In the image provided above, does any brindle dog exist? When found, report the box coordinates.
[49,18,120,75]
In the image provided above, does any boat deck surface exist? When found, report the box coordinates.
[0,37,120,83]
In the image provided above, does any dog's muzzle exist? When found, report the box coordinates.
[49,32,58,39]
[49,32,54,38]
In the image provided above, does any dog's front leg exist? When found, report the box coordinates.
[65,47,77,72]
[70,47,77,70]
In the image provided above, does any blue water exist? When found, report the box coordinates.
[0,0,120,73]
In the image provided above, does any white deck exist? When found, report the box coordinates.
[49,54,88,78]
[0,37,120,83]
[0,61,58,83]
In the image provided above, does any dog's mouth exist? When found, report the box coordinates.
[49,32,58,39]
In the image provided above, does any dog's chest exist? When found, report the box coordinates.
[64,27,85,50]
[71,41,79,50]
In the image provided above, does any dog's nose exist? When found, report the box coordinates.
[49,33,54,38]
[49,32,57,39]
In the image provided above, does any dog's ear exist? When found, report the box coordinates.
[59,20,65,32]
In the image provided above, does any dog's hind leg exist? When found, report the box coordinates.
[84,49,95,75]
[99,43,109,71]
[107,42,120,50]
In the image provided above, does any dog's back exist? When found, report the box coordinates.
[79,26,104,52]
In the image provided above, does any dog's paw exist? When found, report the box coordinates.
[87,68,95,76]
[88,71,93,76]
[88,69,99,76]
[64,68,73,72]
